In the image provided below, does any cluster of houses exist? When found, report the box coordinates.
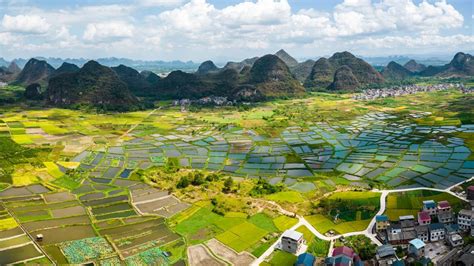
[173,96,234,109]
[279,186,474,266]
[353,83,471,100]
[373,186,474,265]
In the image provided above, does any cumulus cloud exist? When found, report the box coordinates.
[1,14,50,34]
[83,21,134,41]
[137,0,184,7]
[0,0,470,60]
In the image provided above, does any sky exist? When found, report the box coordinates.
[0,0,473,62]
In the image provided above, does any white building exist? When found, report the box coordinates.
[281,230,304,254]
[429,223,445,242]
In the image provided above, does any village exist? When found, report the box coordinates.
[354,83,473,101]
[260,185,474,266]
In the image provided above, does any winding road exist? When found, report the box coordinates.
[252,177,473,265]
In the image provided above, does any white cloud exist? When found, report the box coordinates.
[0,32,20,45]
[0,0,470,60]
[83,21,134,41]
[137,0,184,7]
[1,14,50,34]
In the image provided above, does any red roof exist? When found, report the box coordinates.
[418,211,431,221]
[438,201,450,208]
[333,246,355,258]
[468,186,474,191]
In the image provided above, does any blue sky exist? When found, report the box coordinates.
[0,0,472,61]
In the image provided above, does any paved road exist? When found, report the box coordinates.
[253,177,473,264]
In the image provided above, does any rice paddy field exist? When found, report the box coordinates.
[0,89,473,264]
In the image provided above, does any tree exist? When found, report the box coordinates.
[176,175,190,188]
[222,177,233,193]
[192,172,205,186]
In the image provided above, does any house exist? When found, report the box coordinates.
[415,225,429,242]
[281,230,304,254]
[445,223,460,234]
[437,210,454,224]
[417,211,431,225]
[375,245,397,266]
[296,253,315,266]
[388,225,416,246]
[447,233,464,247]
[467,186,474,201]
[436,201,454,223]
[437,200,451,213]
[458,209,473,231]
[429,223,445,241]
[457,245,474,265]
[376,215,390,232]
[325,246,364,266]
[422,200,437,216]
[399,215,415,229]
[408,238,425,258]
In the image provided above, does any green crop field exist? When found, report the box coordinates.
[385,190,468,220]
[215,221,268,252]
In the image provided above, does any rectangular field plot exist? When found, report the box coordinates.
[33,225,96,245]
[215,222,268,252]
[0,243,43,265]
[99,218,180,258]
[22,215,91,232]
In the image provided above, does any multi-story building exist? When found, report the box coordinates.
[376,215,390,232]
[408,238,425,258]
[429,223,445,241]
[417,211,431,225]
[437,200,452,213]
[281,230,304,254]
[415,225,429,242]
[458,209,473,231]
[422,200,437,216]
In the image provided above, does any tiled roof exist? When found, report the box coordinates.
[376,215,388,222]
[423,200,436,208]
[418,211,431,221]
[429,223,444,231]
[332,246,355,258]
[438,200,450,208]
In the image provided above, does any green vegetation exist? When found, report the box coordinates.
[266,250,296,266]
[385,190,468,220]
[335,235,376,260]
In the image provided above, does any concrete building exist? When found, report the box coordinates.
[458,209,473,231]
[437,201,454,224]
[422,200,437,216]
[376,215,390,232]
[415,225,429,242]
[467,186,474,201]
[429,223,445,241]
[447,233,464,248]
[408,239,425,258]
[417,211,431,225]
[281,230,304,254]
[375,245,397,266]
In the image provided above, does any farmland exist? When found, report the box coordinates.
[0,89,473,264]
[384,189,468,220]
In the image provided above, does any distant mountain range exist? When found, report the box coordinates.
[0,57,200,73]
[1,50,472,111]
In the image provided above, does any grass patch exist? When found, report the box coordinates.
[273,215,298,231]
[265,191,304,203]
